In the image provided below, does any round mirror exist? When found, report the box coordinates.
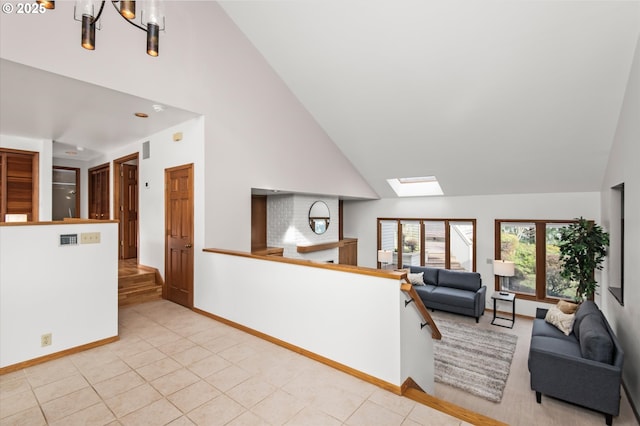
[309,201,330,234]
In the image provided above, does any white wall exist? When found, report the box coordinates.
[599,35,640,417]
[0,222,118,368]
[0,1,378,257]
[198,252,434,391]
[0,134,52,221]
[267,194,339,262]
[343,192,601,317]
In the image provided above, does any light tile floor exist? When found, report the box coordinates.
[0,300,470,425]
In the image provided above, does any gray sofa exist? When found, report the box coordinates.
[405,265,486,322]
[528,301,624,425]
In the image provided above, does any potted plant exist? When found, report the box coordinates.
[558,217,609,300]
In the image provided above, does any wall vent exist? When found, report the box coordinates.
[142,141,150,159]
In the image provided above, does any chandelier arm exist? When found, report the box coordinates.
[92,1,106,24]
[111,1,148,32]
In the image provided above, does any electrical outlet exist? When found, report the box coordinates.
[41,333,52,347]
[80,232,101,244]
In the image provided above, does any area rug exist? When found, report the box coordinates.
[434,318,518,403]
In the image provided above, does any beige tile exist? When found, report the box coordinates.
[150,368,200,396]
[120,398,182,426]
[80,358,132,384]
[25,357,79,388]
[251,389,306,424]
[104,383,162,418]
[171,345,213,367]
[33,373,89,404]
[93,371,146,400]
[144,329,183,347]
[0,377,31,400]
[200,335,241,353]
[136,357,182,382]
[41,386,101,423]
[368,388,416,417]
[49,402,115,426]
[71,346,120,371]
[218,343,258,363]
[305,386,366,422]
[345,400,405,426]
[205,365,251,392]
[0,370,25,385]
[188,326,232,346]
[226,377,277,409]
[0,405,47,426]
[157,338,197,356]
[109,337,154,358]
[187,394,245,426]
[187,354,232,378]
[166,416,196,426]
[226,411,270,426]
[167,380,221,413]
[407,403,462,426]
[0,389,38,418]
[121,348,167,369]
[284,406,343,426]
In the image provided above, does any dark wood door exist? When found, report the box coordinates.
[251,195,267,251]
[0,149,38,222]
[122,163,138,259]
[89,164,109,220]
[165,164,194,308]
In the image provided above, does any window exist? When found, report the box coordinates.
[496,220,578,302]
[609,183,624,305]
[378,218,476,271]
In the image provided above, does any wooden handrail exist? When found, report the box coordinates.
[400,276,442,340]
[296,238,358,253]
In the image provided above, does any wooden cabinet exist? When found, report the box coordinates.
[0,149,38,222]
[89,163,110,220]
[339,238,358,266]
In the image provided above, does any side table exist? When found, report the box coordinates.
[491,292,516,328]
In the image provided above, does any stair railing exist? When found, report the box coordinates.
[399,274,441,340]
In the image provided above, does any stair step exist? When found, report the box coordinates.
[118,284,162,306]
[119,271,156,289]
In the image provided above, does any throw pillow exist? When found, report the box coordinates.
[557,300,579,314]
[408,272,425,286]
[579,314,614,364]
[544,306,576,336]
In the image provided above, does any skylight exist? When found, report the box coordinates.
[387,176,443,197]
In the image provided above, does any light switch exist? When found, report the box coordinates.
[81,232,101,244]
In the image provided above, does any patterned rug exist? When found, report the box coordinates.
[434,318,518,403]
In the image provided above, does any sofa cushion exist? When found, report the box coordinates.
[573,300,601,339]
[545,306,576,336]
[532,319,579,343]
[408,266,439,285]
[408,272,424,286]
[530,335,583,359]
[429,287,476,309]
[579,314,614,364]
[557,300,579,314]
[437,269,481,292]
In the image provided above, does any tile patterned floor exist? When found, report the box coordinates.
[0,300,469,425]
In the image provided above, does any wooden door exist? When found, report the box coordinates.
[121,163,138,259]
[89,164,109,220]
[165,164,194,308]
[0,149,39,222]
[251,195,267,251]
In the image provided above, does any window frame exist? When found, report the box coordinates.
[495,219,580,303]
[377,217,477,272]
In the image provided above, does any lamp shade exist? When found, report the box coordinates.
[494,260,515,277]
[378,250,393,264]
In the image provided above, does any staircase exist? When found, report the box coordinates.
[118,261,163,306]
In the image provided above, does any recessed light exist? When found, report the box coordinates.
[152,104,165,112]
[65,151,78,156]
[76,146,85,151]
[134,112,149,118]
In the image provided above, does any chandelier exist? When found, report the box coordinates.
[36,1,165,57]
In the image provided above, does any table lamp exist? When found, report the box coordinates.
[378,250,393,270]
[494,259,515,292]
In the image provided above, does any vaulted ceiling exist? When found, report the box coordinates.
[1,1,638,198]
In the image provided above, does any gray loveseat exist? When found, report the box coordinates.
[528,301,624,425]
[405,265,486,322]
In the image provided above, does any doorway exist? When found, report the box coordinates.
[165,163,194,308]
[52,166,80,220]
[114,154,139,260]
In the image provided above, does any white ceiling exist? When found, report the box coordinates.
[1,2,639,197]
[220,0,640,197]
[0,59,199,162]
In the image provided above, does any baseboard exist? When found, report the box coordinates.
[0,335,119,375]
